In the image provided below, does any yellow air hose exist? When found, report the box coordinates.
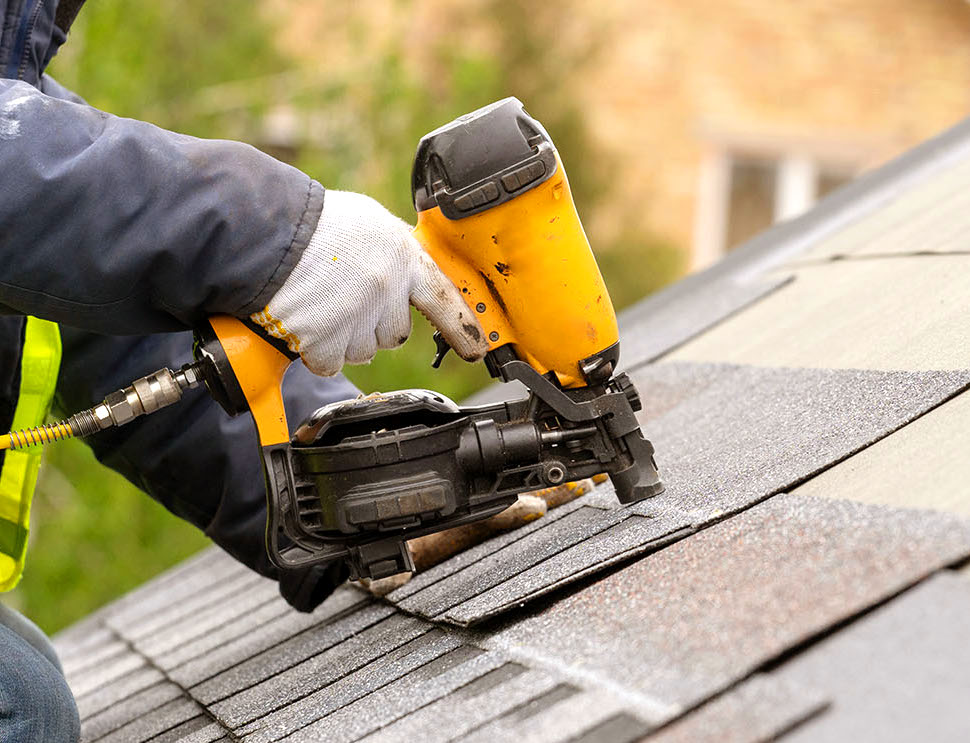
[0,420,75,451]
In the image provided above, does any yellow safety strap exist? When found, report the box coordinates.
[0,317,61,592]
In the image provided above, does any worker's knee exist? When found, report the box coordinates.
[0,624,79,743]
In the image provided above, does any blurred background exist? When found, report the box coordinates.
[11,0,970,632]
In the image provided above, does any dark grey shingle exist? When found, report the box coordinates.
[388,491,617,602]
[132,576,280,660]
[631,362,970,516]
[68,651,147,700]
[80,681,184,741]
[456,689,638,743]
[442,509,693,626]
[110,571,270,643]
[395,506,631,617]
[354,663,551,743]
[96,697,208,743]
[154,595,291,672]
[207,613,432,726]
[168,585,369,688]
[230,628,464,741]
[261,645,504,743]
[75,665,166,721]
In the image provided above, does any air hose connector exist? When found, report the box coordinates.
[1,363,202,451]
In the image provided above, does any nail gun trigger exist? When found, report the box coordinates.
[431,331,452,369]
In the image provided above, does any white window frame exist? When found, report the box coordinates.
[692,135,863,271]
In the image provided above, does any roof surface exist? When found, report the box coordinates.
[55,116,970,742]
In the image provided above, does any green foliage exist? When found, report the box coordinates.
[596,232,687,312]
[17,1,685,634]
[49,0,286,134]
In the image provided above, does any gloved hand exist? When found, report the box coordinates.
[252,190,488,375]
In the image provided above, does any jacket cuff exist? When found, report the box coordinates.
[240,180,326,316]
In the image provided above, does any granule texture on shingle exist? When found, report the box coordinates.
[388,490,618,601]
[252,644,502,743]
[385,362,970,625]
[456,688,643,743]
[194,602,400,710]
[96,548,249,637]
[168,584,370,688]
[79,681,186,742]
[75,665,166,721]
[112,570,270,643]
[133,573,280,659]
[229,628,465,741]
[483,494,970,720]
[61,637,130,686]
[646,674,828,743]
[631,362,970,516]
[354,663,557,743]
[96,696,214,743]
[441,510,693,626]
[67,651,147,700]
[774,571,970,743]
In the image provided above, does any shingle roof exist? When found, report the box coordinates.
[55,116,970,742]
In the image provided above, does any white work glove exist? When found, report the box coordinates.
[252,190,488,376]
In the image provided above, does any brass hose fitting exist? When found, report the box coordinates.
[0,364,202,451]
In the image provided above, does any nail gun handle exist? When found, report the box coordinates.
[194,315,297,446]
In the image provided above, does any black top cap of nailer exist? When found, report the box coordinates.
[411,97,557,220]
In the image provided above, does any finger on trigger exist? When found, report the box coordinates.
[410,249,488,361]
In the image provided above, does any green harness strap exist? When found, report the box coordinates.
[0,317,61,592]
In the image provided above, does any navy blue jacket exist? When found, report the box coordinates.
[0,0,358,610]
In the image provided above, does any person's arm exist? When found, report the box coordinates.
[54,325,360,610]
[0,78,320,333]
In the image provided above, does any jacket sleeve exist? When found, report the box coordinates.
[54,325,360,611]
[0,78,323,333]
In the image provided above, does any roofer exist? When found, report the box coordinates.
[0,2,487,741]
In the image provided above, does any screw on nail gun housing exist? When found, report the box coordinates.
[2,98,664,582]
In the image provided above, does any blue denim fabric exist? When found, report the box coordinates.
[0,605,79,743]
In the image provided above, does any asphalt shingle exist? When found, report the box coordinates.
[618,275,791,370]
[483,495,970,722]
[80,681,184,741]
[191,600,394,708]
[207,612,430,726]
[645,674,827,743]
[667,256,970,372]
[774,571,970,742]
[168,584,369,688]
